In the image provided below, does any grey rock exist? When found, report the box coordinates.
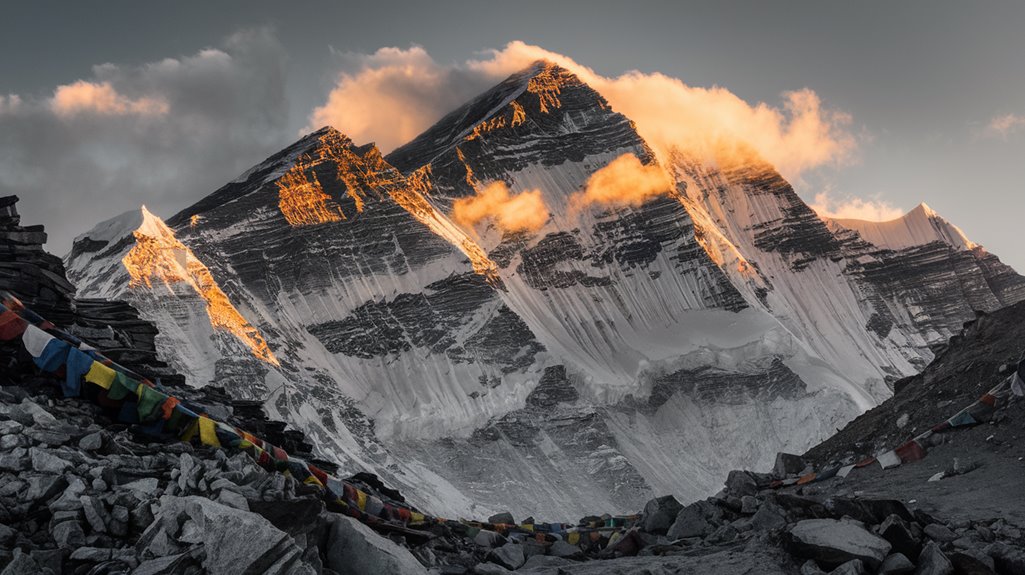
[985,542,1025,575]
[774,452,807,478]
[51,520,85,548]
[640,495,683,534]
[749,503,788,531]
[474,530,506,548]
[29,447,70,474]
[878,553,914,575]
[69,547,113,562]
[667,500,723,539]
[549,539,584,559]
[322,514,427,574]
[472,564,512,575]
[29,549,62,575]
[0,551,43,575]
[787,519,891,569]
[949,550,996,575]
[879,514,922,560]
[0,448,27,472]
[725,470,759,497]
[131,552,198,575]
[521,554,576,570]
[828,560,865,575]
[78,432,103,451]
[924,523,958,543]
[0,435,25,451]
[488,512,515,525]
[0,524,15,547]
[916,543,954,575]
[801,559,827,575]
[24,426,70,446]
[0,420,23,435]
[489,543,525,570]
[215,489,249,511]
[740,495,760,515]
[23,474,66,503]
[121,477,160,499]
[80,495,111,533]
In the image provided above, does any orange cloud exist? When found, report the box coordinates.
[984,113,1025,139]
[810,192,903,221]
[572,153,674,209]
[50,80,168,118]
[309,41,856,181]
[452,181,549,233]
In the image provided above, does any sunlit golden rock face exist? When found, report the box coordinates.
[277,158,347,226]
[123,208,279,366]
[527,65,563,113]
[189,214,202,228]
[466,101,527,142]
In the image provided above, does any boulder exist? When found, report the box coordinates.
[801,560,827,575]
[667,500,723,539]
[725,470,759,497]
[78,432,103,451]
[774,453,807,478]
[322,514,427,575]
[23,474,67,503]
[740,496,760,515]
[985,542,1025,575]
[878,553,914,575]
[916,543,954,575]
[749,504,788,531]
[521,555,575,570]
[474,529,506,549]
[787,519,891,569]
[488,543,525,570]
[158,495,314,575]
[549,540,584,559]
[828,560,865,575]
[51,520,85,548]
[488,512,515,526]
[29,448,70,474]
[640,495,683,534]
[879,515,921,560]
[949,550,996,575]
[924,523,958,543]
[0,551,43,575]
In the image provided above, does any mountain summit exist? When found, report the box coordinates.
[66,63,1025,517]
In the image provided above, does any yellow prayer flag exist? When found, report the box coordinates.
[410,512,425,523]
[198,417,221,447]
[567,532,580,545]
[84,361,116,389]
[356,489,367,511]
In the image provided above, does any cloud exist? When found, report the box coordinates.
[452,181,549,233]
[50,81,169,117]
[983,113,1025,139]
[571,153,674,209]
[309,41,856,181]
[0,28,290,255]
[809,192,904,221]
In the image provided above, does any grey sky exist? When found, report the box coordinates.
[3,0,1023,272]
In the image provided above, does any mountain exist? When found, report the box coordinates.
[65,62,1025,519]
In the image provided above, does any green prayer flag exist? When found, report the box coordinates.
[107,372,133,401]
[137,385,168,422]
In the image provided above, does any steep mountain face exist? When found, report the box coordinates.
[66,62,1025,519]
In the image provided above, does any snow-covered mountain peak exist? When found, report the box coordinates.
[830,201,977,252]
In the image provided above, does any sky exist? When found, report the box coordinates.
[2,0,1023,272]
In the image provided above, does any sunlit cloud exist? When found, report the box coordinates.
[50,80,169,117]
[983,113,1025,139]
[571,153,674,209]
[309,41,857,181]
[0,28,290,253]
[452,181,549,233]
[810,191,904,221]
